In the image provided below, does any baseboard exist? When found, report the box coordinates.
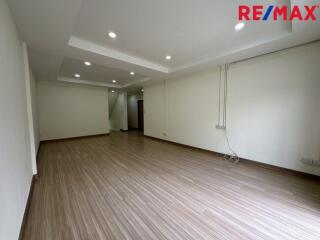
[144,135,320,180]
[19,174,37,240]
[120,129,129,132]
[40,133,110,143]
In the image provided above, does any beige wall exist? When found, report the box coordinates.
[144,41,320,176]
[0,0,34,239]
[37,81,109,140]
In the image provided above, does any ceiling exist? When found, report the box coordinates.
[8,0,320,89]
[59,57,145,87]
[72,0,291,69]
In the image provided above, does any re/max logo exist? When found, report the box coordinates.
[239,5,320,21]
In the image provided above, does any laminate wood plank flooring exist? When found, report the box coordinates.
[23,131,320,240]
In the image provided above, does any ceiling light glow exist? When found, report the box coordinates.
[111,90,115,93]
[112,80,117,83]
[235,22,245,31]
[74,74,80,78]
[84,61,91,66]
[166,55,171,60]
[130,72,135,76]
[108,32,117,38]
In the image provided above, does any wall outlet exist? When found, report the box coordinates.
[216,125,226,130]
[313,160,320,166]
[301,158,320,167]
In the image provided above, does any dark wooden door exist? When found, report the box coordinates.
[138,100,144,131]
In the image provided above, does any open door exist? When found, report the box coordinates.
[138,100,144,131]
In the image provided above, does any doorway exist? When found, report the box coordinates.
[138,100,144,132]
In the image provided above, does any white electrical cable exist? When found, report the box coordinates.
[221,64,240,163]
[224,130,240,163]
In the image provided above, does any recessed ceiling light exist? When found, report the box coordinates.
[112,80,117,83]
[235,22,245,31]
[108,32,117,38]
[130,72,135,76]
[141,89,144,92]
[111,90,115,93]
[166,55,171,60]
[74,74,80,78]
[84,61,91,66]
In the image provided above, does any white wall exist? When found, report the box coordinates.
[144,41,320,176]
[0,0,34,239]
[109,92,122,130]
[37,81,109,140]
[127,93,143,128]
[109,92,128,131]
[108,92,118,117]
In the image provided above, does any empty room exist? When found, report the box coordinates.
[1,0,320,239]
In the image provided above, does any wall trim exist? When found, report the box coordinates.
[18,175,37,240]
[144,135,320,180]
[40,133,110,143]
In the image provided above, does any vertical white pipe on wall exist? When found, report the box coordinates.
[22,42,37,175]
[223,64,229,128]
[216,65,227,129]
[164,79,168,137]
[217,66,222,127]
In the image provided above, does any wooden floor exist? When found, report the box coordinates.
[23,131,320,240]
